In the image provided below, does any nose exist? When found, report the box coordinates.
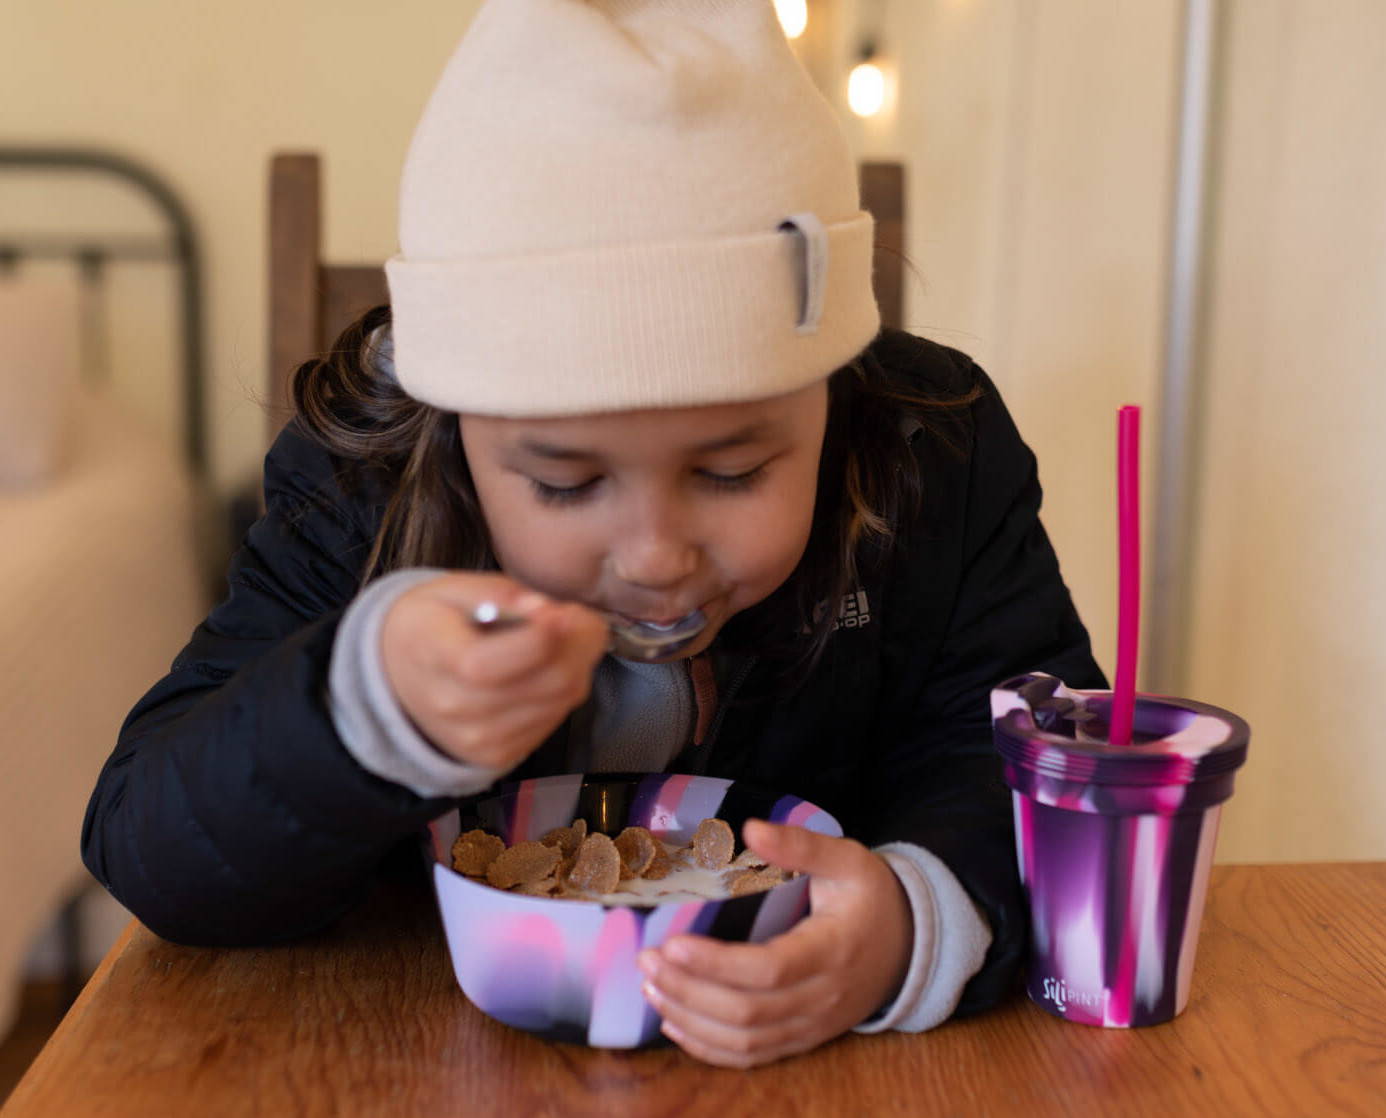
[610,504,700,591]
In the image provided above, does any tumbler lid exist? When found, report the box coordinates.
[991,673,1250,788]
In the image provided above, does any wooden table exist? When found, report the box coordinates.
[5,862,1383,1117]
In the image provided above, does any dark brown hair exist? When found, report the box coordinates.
[292,304,979,678]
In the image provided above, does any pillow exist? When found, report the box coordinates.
[0,273,80,488]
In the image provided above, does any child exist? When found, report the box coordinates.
[83,0,1103,1067]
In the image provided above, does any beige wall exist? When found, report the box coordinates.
[826,0,1386,861]
[1186,0,1386,861]
[835,0,1181,682]
[825,0,1177,724]
[3,0,487,491]
[6,1,1383,862]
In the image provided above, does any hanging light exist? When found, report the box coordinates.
[848,45,886,117]
[774,0,808,41]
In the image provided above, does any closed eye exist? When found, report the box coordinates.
[697,464,767,492]
[529,477,600,505]
[527,462,770,507]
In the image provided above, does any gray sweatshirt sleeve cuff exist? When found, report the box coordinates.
[327,567,514,798]
[854,842,993,1034]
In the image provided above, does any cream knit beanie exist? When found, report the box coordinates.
[385,0,880,416]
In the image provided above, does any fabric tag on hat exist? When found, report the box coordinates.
[778,212,829,335]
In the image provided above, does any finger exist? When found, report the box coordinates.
[476,656,592,711]
[388,581,554,685]
[452,609,567,686]
[419,572,550,618]
[454,597,608,685]
[545,602,610,664]
[435,661,590,737]
[742,820,865,881]
[649,920,831,992]
[430,696,572,769]
[650,993,819,1069]
[639,950,819,1030]
[660,1021,819,1070]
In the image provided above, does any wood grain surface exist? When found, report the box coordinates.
[5,863,1383,1117]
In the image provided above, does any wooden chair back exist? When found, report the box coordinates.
[267,153,904,438]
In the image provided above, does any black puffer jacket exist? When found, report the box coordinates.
[82,329,1104,1017]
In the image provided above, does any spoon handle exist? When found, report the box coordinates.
[470,601,528,630]
[468,600,705,661]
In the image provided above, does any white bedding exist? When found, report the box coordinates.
[0,387,209,1033]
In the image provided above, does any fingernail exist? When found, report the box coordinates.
[665,939,692,964]
[637,951,659,977]
[641,981,664,1007]
[661,1019,687,1044]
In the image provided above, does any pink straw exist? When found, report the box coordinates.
[1110,405,1142,745]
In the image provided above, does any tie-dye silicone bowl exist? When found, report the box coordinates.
[425,772,842,1048]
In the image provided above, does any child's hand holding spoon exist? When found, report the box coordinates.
[379,573,611,771]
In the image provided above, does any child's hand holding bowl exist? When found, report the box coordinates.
[380,572,608,770]
[638,819,914,1068]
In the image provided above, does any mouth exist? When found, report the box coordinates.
[609,607,705,630]
[628,614,697,631]
[603,607,709,661]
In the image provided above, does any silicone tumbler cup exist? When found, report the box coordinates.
[992,672,1250,1027]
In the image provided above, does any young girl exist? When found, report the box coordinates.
[83,0,1102,1067]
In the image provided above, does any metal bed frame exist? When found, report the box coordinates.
[0,146,207,480]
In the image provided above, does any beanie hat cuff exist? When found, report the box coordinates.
[385,210,880,416]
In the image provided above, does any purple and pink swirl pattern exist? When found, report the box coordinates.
[426,773,841,1047]
[993,673,1249,1027]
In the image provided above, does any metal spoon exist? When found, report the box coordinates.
[470,600,707,661]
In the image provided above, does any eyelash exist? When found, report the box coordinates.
[529,478,598,505]
[529,465,768,506]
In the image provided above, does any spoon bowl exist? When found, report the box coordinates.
[471,601,707,661]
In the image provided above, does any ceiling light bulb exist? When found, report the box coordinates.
[774,0,808,40]
[848,60,886,117]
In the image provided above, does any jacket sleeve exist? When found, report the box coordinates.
[81,421,457,947]
[859,348,1106,1017]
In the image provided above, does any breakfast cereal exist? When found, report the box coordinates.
[567,832,622,894]
[451,816,796,904]
[485,840,560,890]
[451,828,506,877]
[691,818,734,870]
